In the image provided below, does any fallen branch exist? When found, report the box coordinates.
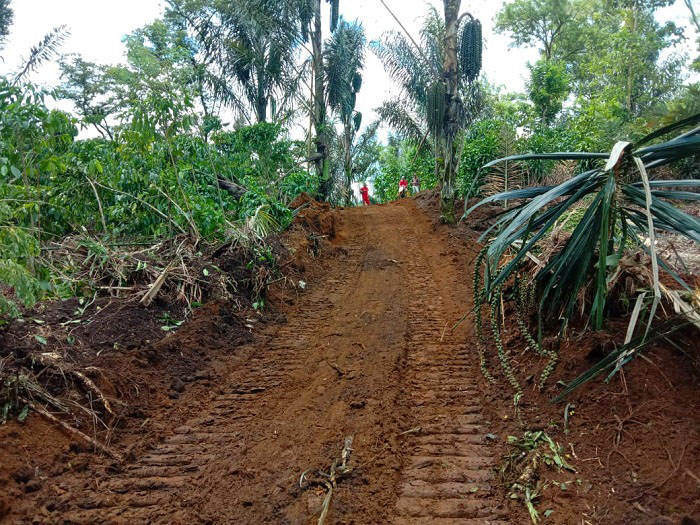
[24,399,124,462]
[323,360,346,377]
[35,354,114,416]
[140,263,172,306]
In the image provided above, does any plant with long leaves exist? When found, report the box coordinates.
[467,114,700,389]
[165,0,305,123]
[13,26,71,85]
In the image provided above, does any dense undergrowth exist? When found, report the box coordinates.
[0,79,315,318]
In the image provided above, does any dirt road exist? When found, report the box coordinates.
[21,200,507,524]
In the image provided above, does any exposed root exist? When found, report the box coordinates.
[300,436,354,525]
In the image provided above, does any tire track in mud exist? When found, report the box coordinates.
[45,201,508,524]
[57,223,370,524]
[394,223,509,524]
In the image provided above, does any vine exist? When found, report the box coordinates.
[473,245,496,384]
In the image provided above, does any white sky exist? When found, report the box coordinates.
[0,0,697,134]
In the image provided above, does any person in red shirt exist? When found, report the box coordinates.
[398,177,408,198]
[360,182,370,206]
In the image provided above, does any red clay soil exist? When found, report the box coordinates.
[1,194,699,524]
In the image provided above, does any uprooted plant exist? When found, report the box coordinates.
[500,430,576,523]
[299,436,354,525]
[468,114,700,400]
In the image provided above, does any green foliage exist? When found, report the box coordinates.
[0,0,13,51]
[459,119,516,196]
[373,137,434,202]
[0,76,312,318]
[495,0,576,60]
[527,59,569,125]
[165,0,307,123]
[468,116,700,377]
[498,0,685,122]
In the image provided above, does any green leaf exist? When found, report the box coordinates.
[18,405,30,422]
[34,335,47,344]
[482,152,609,169]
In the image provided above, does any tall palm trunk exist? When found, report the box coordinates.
[311,0,329,199]
[440,0,461,223]
[343,120,353,204]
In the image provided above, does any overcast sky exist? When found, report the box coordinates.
[0,0,697,133]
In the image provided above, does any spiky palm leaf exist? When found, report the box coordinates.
[467,115,700,391]
[375,98,426,145]
[14,26,70,84]
[166,0,304,122]
[372,6,484,150]
[324,20,365,119]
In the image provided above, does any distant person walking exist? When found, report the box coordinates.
[360,182,371,206]
[398,177,408,198]
[412,174,421,194]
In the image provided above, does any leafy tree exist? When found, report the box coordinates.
[495,0,578,60]
[497,0,684,121]
[58,56,119,139]
[0,0,12,52]
[527,58,570,124]
[575,0,683,117]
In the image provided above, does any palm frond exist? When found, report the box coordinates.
[14,26,71,84]
[375,99,427,145]
[468,117,700,347]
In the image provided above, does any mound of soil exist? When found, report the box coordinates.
[290,192,337,239]
[0,199,339,520]
[2,190,697,524]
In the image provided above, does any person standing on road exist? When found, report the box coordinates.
[360,182,371,206]
[399,177,408,198]
[412,174,421,195]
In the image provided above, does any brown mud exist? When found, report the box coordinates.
[0,194,698,524]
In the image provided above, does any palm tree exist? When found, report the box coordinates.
[373,4,482,221]
[372,7,443,147]
[324,19,366,202]
[327,120,380,203]
[165,0,305,123]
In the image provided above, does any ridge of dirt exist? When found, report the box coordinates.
[0,196,340,522]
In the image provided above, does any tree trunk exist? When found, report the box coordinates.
[257,66,268,122]
[311,0,330,199]
[440,0,461,223]
[343,120,353,205]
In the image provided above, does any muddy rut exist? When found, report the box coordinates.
[38,201,507,524]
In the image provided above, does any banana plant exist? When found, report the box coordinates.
[467,114,700,338]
